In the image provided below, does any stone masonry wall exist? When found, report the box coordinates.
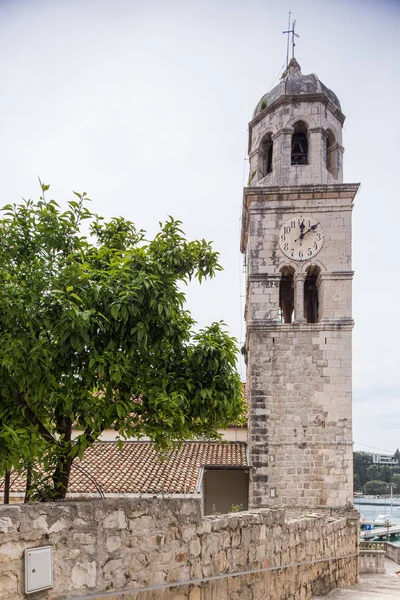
[248,326,353,509]
[242,186,358,510]
[0,498,358,600]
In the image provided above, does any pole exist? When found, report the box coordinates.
[391,483,393,519]
[292,20,296,59]
[286,12,291,68]
[372,495,375,520]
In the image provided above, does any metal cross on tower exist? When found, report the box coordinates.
[283,12,300,67]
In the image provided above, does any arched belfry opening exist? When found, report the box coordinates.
[326,129,337,175]
[291,121,308,165]
[260,133,273,177]
[304,265,320,323]
[279,266,295,324]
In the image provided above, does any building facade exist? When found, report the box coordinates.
[241,58,359,510]
[372,453,398,467]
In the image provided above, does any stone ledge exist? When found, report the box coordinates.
[247,321,354,332]
[244,183,360,197]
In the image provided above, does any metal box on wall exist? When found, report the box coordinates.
[24,546,53,594]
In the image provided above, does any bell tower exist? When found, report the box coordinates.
[241,58,360,510]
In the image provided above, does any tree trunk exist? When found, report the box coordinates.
[24,464,32,503]
[13,393,77,501]
[52,455,73,500]
[52,416,73,501]
[4,470,10,504]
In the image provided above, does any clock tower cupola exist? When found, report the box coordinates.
[249,58,344,188]
[241,58,360,510]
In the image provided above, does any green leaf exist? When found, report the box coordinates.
[69,292,82,303]
[110,304,120,319]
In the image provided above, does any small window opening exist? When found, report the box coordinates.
[326,129,336,174]
[279,267,294,324]
[266,140,273,174]
[291,121,308,165]
[261,134,273,176]
[304,266,320,323]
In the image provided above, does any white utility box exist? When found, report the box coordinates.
[24,546,53,593]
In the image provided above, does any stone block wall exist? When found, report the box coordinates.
[0,498,358,600]
[243,188,355,278]
[241,185,358,510]
[248,325,353,509]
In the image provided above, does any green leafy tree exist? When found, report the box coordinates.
[366,464,381,481]
[364,480,388,495]
[380,466,392,483]
[353,473,361,492]
[0,187,245,501]
[0,405,46,502]
[353,451,373,487]
[391,474,400,494]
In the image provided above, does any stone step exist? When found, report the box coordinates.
[312,574,400,599]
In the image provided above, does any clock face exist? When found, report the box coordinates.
[278,215,324,261]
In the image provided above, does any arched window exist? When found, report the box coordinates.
[304,266,320,323]
[260,133,273,177]
[326,129,336,174]
[279,266,294,324]
[291,121,308,165]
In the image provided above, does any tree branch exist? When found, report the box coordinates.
[83,423,104,445]
[4,470,10,504]
[13,392,58,446]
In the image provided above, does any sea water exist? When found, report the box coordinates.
[354,498,400,546]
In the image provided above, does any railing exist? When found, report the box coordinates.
[359,548,385,574]
[360,541,400,572]
[360,542,385,551]
[385,542,400,564]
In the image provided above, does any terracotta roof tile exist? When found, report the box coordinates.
[3,441,248,496]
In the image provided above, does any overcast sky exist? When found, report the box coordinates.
[0,0,399,454]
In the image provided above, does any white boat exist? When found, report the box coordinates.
[373,514,393,527]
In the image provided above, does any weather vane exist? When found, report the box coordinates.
[283,12,299,67]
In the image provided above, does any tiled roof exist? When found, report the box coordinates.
[3,441,248,496]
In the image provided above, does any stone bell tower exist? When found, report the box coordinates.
[241,58,360,510]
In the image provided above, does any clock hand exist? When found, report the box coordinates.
[294,220,306,243]
[301,222,321,238]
